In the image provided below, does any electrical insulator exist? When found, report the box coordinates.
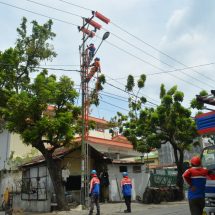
[95,11,110,24]
[85,18,102,30]
[78,26,95,37]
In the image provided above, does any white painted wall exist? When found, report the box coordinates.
[0,130,10,170]
[9,133,34,158]
[107,164,150,202]
[0,130,38,171]
[89,129,112,139]
[0,170,22,207]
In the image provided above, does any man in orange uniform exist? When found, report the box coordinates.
[121,172,132,213]
[89,169,100,215]
[183,156,208,215]
[86,57,101,82]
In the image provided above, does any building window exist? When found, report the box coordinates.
[65,176,81,191]
[119,166,127,172]
[21,166,48,201]
[133,166,141,173]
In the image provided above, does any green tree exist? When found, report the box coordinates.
[111,75,198,198]
[0,18,80,210]
[190,90,208,110]
[5,71,80,209]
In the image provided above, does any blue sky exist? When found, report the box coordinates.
[0,0,215,120]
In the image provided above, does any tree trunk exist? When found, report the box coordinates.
[173,147,184,200]
[45,152,69,210]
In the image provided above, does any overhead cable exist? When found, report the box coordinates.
[0,1,78,26]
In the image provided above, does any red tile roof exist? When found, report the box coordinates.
[21,147,74,167]
[88,116,108,125]
[75,135,133,149]
[112,135,131,144]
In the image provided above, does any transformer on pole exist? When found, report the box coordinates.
[78,11,110,207]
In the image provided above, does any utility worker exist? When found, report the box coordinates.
[121,172,132,213]
[89,169,100,215]
[86,57,101,82]
[183,156,208,215]
[87,43,96,63]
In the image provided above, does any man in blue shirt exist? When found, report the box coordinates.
[120,172,132,213]
[89,169,100,215]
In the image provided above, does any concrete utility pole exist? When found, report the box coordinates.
[78,11,110,207]
[80,17,87,207]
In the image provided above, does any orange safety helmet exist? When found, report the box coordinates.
[190,156,201,166]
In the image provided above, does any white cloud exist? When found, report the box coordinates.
[0,0,215,119]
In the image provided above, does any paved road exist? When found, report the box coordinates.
[0,202,190,215]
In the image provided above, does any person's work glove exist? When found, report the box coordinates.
[190,186,196,192]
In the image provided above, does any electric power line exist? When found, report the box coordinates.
[24,0,83,18]
[0,1,78,26]
[102,28,215,89]
[110,22,215,83]
[104,80,158,106]
[28,0,211,87]
[100,99,129,112]
[105,74,160,104]
[100,38,205,91]
[1,1,208,93]
[57,0,91,11]
[52,0,215,87]
[111,62,215,80]
[0,62,80,72]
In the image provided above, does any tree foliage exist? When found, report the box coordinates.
[190,90,208,110]
[111,75,198,196]
[4,71,80,150]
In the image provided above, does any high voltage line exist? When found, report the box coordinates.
[100,38,205,91]
[52,0,215,84]
[110,21,215,83]
[0,0,211,91]
[101,28,215,88]
[0,1,161,105]
[0,0,213,106]
[4,0,213,90]
[105,74,160,104]
[32,0,215,88]
[110,62,215,80]
[0,1,78,26]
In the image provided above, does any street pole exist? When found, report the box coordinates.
[81,17,86,207]
[78,11,110,208]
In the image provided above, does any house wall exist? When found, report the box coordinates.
[0,130,10,170]
[0,130,38,170]
[62,150,82,175]
[89,130,112,139]
[9,133,35,158]
[16,165,52,212]
[0,170,22,205]
[0,166,52,212]
[107,164,150,202]
[61,149,95,203]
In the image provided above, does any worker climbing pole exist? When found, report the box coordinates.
[78,11,110,207]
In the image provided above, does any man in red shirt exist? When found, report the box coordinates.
[183,156,208,215]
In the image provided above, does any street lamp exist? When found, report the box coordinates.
[92,32,110,59]
[102,31,110,40]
